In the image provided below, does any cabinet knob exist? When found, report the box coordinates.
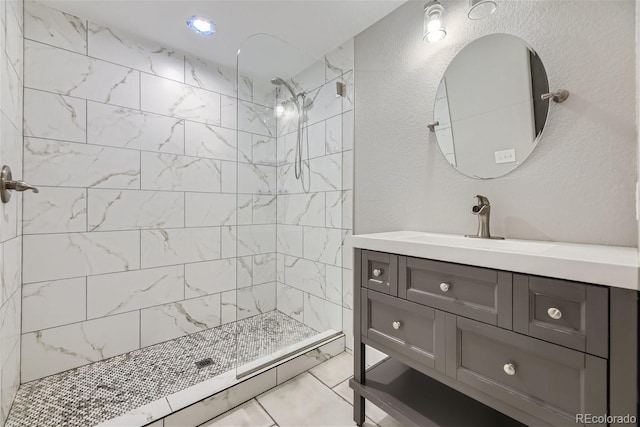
[439,282,451,292]
[373,268,383,277]
[547,307,562,320]
[392,321,401,330]
[503,363,516,376]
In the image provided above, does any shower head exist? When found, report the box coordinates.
[270,76,299,101]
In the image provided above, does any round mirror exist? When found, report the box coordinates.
[433,34,549,179]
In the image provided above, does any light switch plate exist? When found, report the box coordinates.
[495,149,516,164]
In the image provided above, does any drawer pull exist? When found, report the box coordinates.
[439,282,451,292]
[392,321,402,330]
[547,307,562,320]
[503,363,516,376]
[373,268,383,277]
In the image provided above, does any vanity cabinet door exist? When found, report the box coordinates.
[513,275,608,358]
[399,257,512,328]
[362,289,445,373]
[445,315,607,427]
[361,250,398,296]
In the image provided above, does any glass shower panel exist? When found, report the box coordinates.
[235,34,344,377]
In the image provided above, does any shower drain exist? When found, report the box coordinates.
[194,358,214,369]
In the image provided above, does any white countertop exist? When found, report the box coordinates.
[349,231,640,290]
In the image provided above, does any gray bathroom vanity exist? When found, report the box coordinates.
[349,232,639,427]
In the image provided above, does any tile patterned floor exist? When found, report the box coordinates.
[200,352,402,427]
[6,311,319,427]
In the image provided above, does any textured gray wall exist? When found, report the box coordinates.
[354,0,637,247]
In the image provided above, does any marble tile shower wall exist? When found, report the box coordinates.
[0,0,24,422]
[274,40,355,349]
[20,1,278,382]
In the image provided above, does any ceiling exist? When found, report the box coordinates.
[46,0,407,72]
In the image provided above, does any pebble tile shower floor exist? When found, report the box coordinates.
[5,311,318,427]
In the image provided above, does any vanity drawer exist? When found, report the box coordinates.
[362,289,445,373]
[445,315,607,426]
[398,257,512,328]
[361,250,398,296]
[513,275,608,358]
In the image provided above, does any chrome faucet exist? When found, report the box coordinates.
[465,195,504,240]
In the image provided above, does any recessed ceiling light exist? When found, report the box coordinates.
[186,16,216,36]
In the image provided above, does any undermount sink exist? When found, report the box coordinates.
[394,232,556,254]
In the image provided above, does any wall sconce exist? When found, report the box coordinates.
[423,0,446,43]
[468,0,497,20]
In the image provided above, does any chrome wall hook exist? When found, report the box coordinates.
[1,165,39,203]
[541,89,569,103]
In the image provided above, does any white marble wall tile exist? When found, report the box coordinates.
[325,191,343,229]
[88,22,184,82]
[1,52,22,130]
[24,138,141,189]
[253,253,276,285]
[141,152,221,192]
[23,231,140,283]
[343,307,353,351]
[237,99,274,137]
[220,95,237,130]
[24,2,86,54]
[21,311,140,382]
[140,73,220,125]
[2,237,21,305]
[185,56,243,101]
[163,371,276,427]
[342,268,353,310]
[252,134,276,165]
[185,259,236,298]
[237,195,253,225]
[141,227,221,268]
[309,153,341,193]
[22,277,86,333]
[0,289,21,365]
[306,78,342,126]
[185,193,236,227]
[87,265,184,318]
[343,70,354,112]
[276,282,303,322]
[342,109,354,151]
[88,189,184,231]
[237,225,276,256]
[291,59,325,93]
[87,102,184,154]
[221,161,237,194]
[342,190,353,230]
[342,230,353,270]
[325,114,342,154]
[23,186,86,234]
[237,256,253,288]
[325,38,354,81]
[24,89,86,143]
[221,290,237,325]
[303,227,343,266]
[277,225,303,258]
[5,0,23,79]
[221,226,236,259]
[140,294,221,347]
[342,150,353,190]
[237,282,276,320]
[304,294,342,332]
[238,163,276,194]
[25,40,140,108]
[1,342,20,422]
[284,256,325,299]
[184,121,237,162]
[277,193,325,226]
[252,195,276,224]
